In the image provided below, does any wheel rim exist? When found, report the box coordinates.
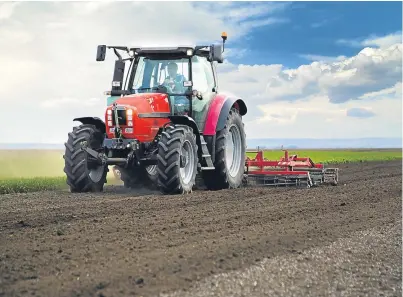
[225,124,243,178]
[179,140,195,184]
[145,165,157,176]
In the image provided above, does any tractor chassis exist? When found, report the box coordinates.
[81,138,158,169]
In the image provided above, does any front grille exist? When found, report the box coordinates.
[111,110,127,126]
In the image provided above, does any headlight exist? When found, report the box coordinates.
[108,121,112,126]
[107,109,112,115]
[127,109,133,116]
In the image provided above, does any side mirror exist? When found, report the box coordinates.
[208,44,224,63]
[96,45,106,61]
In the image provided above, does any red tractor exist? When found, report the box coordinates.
[63,33,248,194]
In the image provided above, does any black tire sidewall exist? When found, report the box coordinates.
[157,125,198,194]
[64,124,107,192]
[178,128,198,191]
[203,108,246,190]
[220,109,246,187]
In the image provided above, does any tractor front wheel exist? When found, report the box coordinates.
[204,108,246,190]
[63,124,108,193]
[157,124,198,194]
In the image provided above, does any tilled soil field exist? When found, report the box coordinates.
[0,160,401,297]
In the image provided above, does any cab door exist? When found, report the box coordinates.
[191,56,217,130]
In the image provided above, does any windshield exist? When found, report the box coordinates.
[129,57,190,95]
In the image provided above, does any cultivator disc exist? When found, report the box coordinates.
[243,173,314,188]
[323,168,339,186]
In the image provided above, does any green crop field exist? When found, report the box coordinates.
[0,148,401,194]
[0,150,121,194]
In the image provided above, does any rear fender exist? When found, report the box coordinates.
[203,95,247,136]
[73,117,106,134]
[168,115,203,160]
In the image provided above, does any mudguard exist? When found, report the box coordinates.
[169,115,200,135]
[73,117,106,134]
[203,95,247,136]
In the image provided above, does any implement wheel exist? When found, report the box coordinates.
[63,124,107,192]
[157,124,198,194]
[203,108,246,190]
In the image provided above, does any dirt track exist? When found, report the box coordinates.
[0,160,401,297]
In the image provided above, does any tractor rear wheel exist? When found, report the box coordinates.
[157,124,198,194]
[63,124,108,192]
[203,108,246,190]
[117,165,158,190]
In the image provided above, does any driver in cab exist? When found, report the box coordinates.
[163,62,186,93]
[163,62,188,114]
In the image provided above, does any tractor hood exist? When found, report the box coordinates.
[106,92,171,116]
[104,92,171,142]
[107,93,169,106]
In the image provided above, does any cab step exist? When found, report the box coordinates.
[200,135,214,169]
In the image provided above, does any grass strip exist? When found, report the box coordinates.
[0,176,67,194]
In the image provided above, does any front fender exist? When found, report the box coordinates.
[203,95,247,136]
[74,117,106,134]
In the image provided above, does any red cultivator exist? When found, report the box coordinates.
[243,149,339,188]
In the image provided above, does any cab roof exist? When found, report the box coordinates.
[129,46,210,59]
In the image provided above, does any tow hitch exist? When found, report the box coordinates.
[80,141,128,166]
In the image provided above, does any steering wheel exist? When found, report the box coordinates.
[151,85,169,93]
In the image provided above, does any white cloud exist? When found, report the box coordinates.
[243,89,401,139]
[41,97,102,109]
[357,82,401,100]
[337,31,402,49]
[261,44,402,104]
[362,32,402,48]
[299,54,347,63]
[0,2,20,20]
[216,42,402,116]
[224,48,249,59]
[0,1,289,143]
[215,40,402,139]
[0,2,401,143]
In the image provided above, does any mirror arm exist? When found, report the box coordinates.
[113,48,122,60]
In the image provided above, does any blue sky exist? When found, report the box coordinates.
[227,1,402,67]
[0,1,401,143]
